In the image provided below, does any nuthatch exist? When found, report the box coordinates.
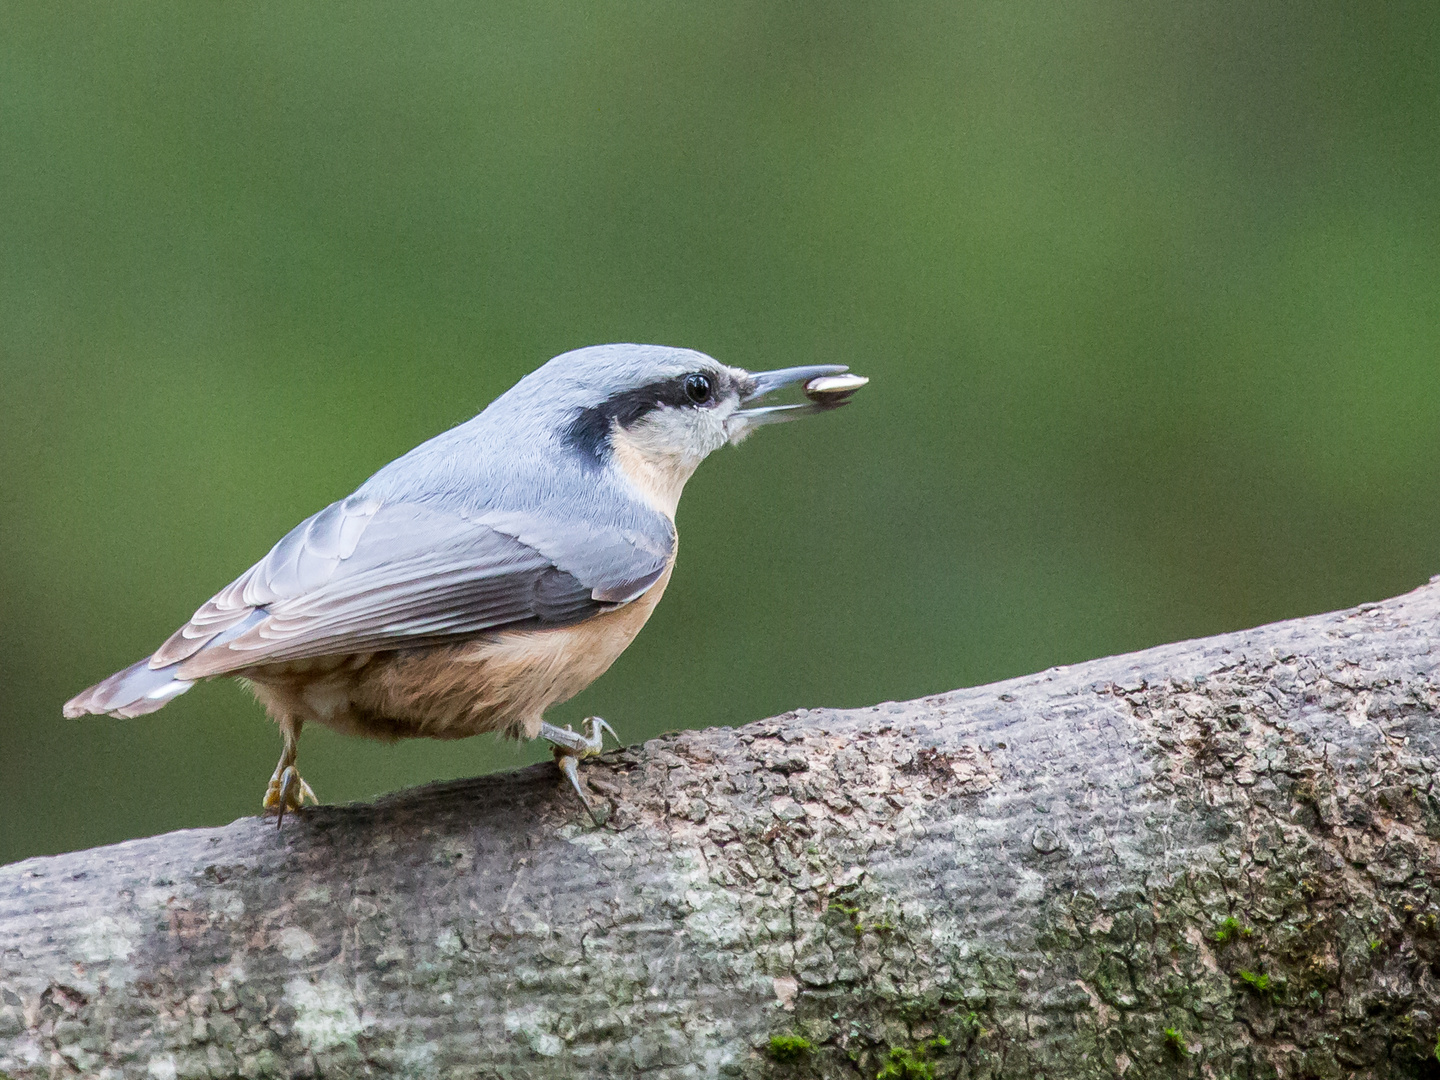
[65,344,868,822]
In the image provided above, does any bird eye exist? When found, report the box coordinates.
[683,373,713,404]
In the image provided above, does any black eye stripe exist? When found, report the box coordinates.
[565,371,731,460]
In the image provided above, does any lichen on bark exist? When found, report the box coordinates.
[4,582,1440,1078]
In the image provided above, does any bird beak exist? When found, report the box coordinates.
[727,364,863,443]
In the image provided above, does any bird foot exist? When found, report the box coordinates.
[540,717,617,823]
[263,765,318,828]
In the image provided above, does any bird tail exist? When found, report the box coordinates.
[63,656,195,719]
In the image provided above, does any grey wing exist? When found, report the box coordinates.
[149,494,672,679]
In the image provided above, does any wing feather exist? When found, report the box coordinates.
[154,495,672,679]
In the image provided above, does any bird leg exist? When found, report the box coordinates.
[262,718,318,828]
[540,717,616,822]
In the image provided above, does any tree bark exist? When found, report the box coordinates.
[5,582,1440,1080]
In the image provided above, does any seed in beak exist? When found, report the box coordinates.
[803,373,869,407]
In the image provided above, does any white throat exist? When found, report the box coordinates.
[607,407,729,517]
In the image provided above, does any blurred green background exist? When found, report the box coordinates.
[3,1,1438,864]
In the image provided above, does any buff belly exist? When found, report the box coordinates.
[242,565,672,742]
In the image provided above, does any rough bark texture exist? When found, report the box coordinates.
[5,582,1440,1080]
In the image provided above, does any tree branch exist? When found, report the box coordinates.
[5,581,1440,1079]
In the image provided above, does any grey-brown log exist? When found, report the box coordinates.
[5,581,1440,1080]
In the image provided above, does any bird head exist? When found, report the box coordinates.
[525,344,859,515]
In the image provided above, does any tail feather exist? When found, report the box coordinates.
[65,610,268,719]
[63,657,195,719]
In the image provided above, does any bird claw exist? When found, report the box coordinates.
[541,717,617,823]
[263,764,317,829]
[541,716,615,755]
[554,754,599,823]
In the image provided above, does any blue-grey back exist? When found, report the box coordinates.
[357,344,709,582]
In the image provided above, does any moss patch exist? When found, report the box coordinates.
[1238,970,1272,994]
[876,1036,950,1079]
[1214,916,1253,944]
[768,1034,814,1064]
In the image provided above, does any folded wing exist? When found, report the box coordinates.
[147,494,673,680]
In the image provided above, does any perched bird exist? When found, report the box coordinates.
[65,344,868,822]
